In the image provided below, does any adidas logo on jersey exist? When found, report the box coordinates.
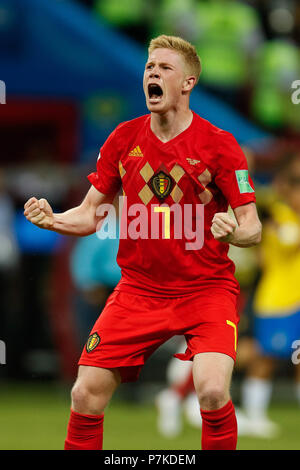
[129,145,143,157]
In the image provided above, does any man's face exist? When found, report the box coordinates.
[143,48,188,114]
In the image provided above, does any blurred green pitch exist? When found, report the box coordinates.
[0,382,299,450]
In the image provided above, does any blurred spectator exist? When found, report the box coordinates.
[4,139,73,378]
[249,38,300,132]
[0,170,19,271]
[239,153,300,437]
[295,2,300,44]
[193,0,263,103]
[0,169,20,376]
[93,0,151,43]
[150,0,198,44]
[8,139,70,211]
[77,0,95,8]
[254,0,298,41]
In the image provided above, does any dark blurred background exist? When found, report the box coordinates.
[0,0,300,449]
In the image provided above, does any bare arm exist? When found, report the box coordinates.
[24,186,116,236]
[211,202,262,247]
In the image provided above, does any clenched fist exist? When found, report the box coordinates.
[24,197,54,230]
[211,212,237,243]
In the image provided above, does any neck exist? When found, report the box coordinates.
[150,108,193,143]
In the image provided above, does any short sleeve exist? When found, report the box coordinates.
[214,132,256,209]
[87,126,122,195]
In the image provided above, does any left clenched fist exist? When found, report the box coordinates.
[211,212,237,242]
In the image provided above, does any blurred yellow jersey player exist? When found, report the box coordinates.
[254,155,300,357]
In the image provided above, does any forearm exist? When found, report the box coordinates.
[50,206,97,236]
[50,187,115,236]
[24,187,114,236]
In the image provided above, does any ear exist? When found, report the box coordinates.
[182,76,196,93]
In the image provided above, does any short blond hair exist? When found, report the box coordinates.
[148,35,201,84]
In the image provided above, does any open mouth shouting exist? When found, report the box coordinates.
[148,83,164,104]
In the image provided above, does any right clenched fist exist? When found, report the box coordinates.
[24,197,54,229]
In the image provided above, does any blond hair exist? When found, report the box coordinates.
[148,35,201,84]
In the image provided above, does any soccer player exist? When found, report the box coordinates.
[24,35,262,450]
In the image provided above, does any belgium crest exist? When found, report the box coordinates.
[150,170,174,200]
[86,333,101,353]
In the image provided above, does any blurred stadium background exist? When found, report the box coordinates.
[1,0,300,450]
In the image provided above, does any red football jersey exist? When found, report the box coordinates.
[88,112,256,297]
